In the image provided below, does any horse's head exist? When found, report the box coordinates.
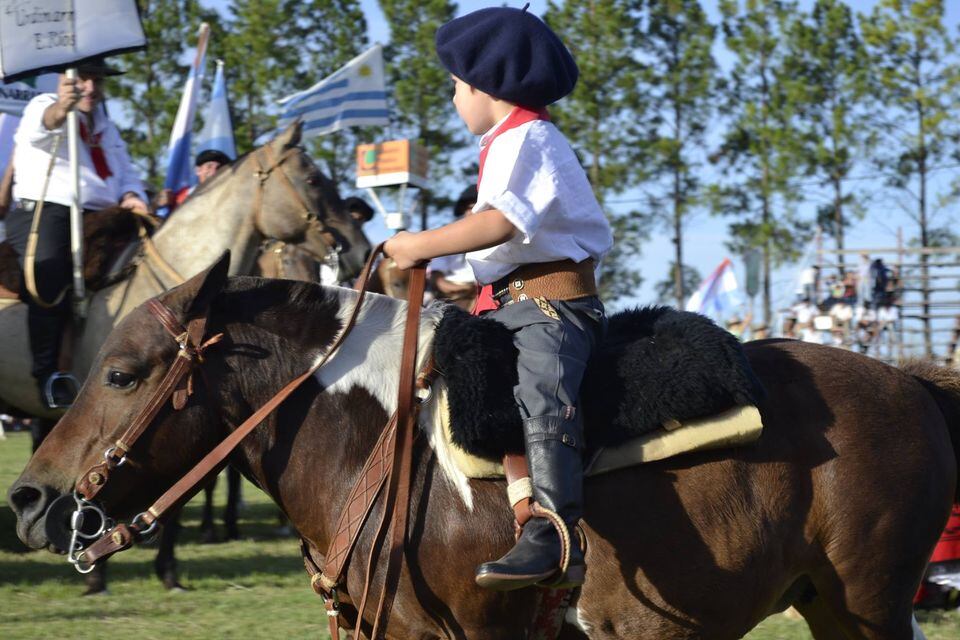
[7,255,238,553]
[250,122,371,281]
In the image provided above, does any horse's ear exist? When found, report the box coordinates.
[272,120,302,152]
[185,251,231,317]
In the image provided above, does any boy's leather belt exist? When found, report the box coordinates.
[491,258,597,305]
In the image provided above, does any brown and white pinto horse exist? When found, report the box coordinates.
[8,259,959,639]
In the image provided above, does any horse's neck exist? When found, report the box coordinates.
[75,172,260,376]
[230,289,444,549]
[151,177,260,278]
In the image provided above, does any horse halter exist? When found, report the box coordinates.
[251,143,342,259]
[53,299,222,572]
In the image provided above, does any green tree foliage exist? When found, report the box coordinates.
[220,0,305,152]
[860,0,960,355]
[712,0,810,323]
[785,0,871,274]
[109,0,217,187]
[640,0,718,307]
[544,0,648,301]
[378,0,458,229]
[654,262,702,305]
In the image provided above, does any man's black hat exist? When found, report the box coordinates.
[453,185,477,218]
[75,56,124,78]
[344,196,374,223]
[195,149,232,167]
[435,5,578,108]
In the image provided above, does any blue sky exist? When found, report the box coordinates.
[206,1,959,339]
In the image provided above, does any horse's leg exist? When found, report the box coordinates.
[154,507,186,590]
[200,476,217,543]
[793,591,849,640]
[223,465,241,540]
[801,563,919,640]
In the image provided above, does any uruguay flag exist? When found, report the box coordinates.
[161,23,210,215]
[277,44,389,139]
[195,60,236,160]
[686,258,744,320]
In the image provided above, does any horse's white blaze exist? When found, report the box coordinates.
[316,291,476,509]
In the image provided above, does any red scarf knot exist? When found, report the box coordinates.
[79,120,112,181]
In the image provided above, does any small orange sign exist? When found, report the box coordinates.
[355,139,428,188]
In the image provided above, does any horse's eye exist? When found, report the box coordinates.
[106,370,137,389]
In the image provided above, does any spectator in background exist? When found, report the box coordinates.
[798,265,819,303]
[857,253,872,309]
[153,149,232,212]
[343,196,374,226]
[429,185,478,310]
[792,297,822,344]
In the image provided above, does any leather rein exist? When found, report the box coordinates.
[64,244,428,640]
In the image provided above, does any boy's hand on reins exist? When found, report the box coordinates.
[384,231,422,270]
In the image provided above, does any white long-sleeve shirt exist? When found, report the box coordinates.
[467,117,613,285]
[12,94,146,209]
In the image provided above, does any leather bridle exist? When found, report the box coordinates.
[251,143,343,262]
[57,244,428,640]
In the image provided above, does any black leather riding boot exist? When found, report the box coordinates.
[475,416,585,591]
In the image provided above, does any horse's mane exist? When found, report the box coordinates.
[212,276,341,329]
[183,146,342,211]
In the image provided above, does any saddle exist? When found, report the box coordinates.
[0,206,151,300]
[430,304,766,477]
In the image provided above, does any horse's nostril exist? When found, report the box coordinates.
[9,483,43,518]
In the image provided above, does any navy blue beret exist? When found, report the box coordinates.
[436,6,579,108]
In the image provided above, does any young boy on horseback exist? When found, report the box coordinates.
[384,5,612,591]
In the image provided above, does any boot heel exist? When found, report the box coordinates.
[542,563,585,589]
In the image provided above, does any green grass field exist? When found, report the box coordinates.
[1,430,958,639]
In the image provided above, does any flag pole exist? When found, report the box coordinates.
[65,67,86,318]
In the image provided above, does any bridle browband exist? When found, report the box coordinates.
[61,244,428,640]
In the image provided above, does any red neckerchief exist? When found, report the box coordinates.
[472,106,549,315]
[79,120,112,181]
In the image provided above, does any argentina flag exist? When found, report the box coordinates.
[162,23,210,213]
[196,60,236,160]
[278,44,389,138]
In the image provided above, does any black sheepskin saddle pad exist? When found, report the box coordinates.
[431,304,765,462]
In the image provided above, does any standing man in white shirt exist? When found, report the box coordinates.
[5,57,148,409]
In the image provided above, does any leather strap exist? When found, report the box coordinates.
[76,301,214,502]
[75,242,387,566]
[367,262,426,640]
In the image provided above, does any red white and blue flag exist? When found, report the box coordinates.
[685,258,743,319]
[161,23,210,216]
[195,60,236,160]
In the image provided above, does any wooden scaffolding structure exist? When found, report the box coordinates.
[814,229,960,364]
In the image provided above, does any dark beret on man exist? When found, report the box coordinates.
[435,6,579,108]
[343,196,375,223]
[195,149,232,167]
